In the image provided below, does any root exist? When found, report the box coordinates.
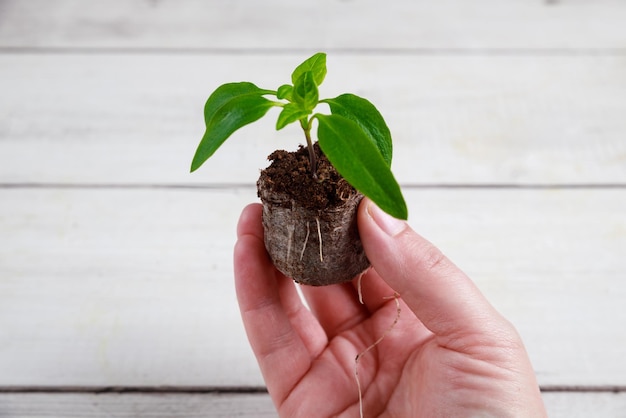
[286,223,295,262]
[356,268,370,305]
[354,292,401,418]
[315,217,323,262]
[300,221,310,261]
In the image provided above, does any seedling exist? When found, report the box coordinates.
[191,54,407,416]
[191,52,407,220]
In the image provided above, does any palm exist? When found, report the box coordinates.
[271,282,516,417]
[278,276,426,417]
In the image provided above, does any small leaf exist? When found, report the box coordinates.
[191,83,275,172]
[322,94,393,166]
[316,114,408,220]
[276,103,310,130]
[292,71,319,111]
[291,52,327,86]
[277,84,293,100]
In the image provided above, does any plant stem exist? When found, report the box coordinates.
[300,118,318,179]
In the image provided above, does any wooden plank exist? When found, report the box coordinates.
[0,187,261,387]
[0,393,277,418]
[544,392,626,418]
[1,0,626,50]
[1,54,625,186]
[1,392,625,418]
[0,188,625,387]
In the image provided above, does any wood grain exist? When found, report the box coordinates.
[0,393,277,418]
[1,392,625,418]
[1,188,624,387]
[1,54,625,186]
[2,0,625,413]
[1,0,625,50]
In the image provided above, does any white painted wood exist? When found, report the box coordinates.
[1,54,625,186]
[0,187,260,387]
[0,392,625,418]
[1,0,623,413]
[0,393,277,418]
[544,392,626,418]
[1,0,626,50]
[1,188,624,387]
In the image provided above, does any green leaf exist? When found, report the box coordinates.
[276,84,293,100]
[291,52,327,86]
[316,114,408,220]
[322,94,393,166]
[202,82,269,125]
[191,82,275,172]
[276,103,310,130]
[293,71,319,111]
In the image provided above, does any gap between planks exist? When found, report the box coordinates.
[0,386,268,395]
[0,385,625,394]
[1,183,626,191]
[0,385,626,394]
[1,47,626,56]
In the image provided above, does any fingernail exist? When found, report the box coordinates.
[367,200,406,236]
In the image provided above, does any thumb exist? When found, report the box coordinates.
[358,199,502,338]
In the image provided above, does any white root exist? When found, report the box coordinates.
[354,292,401,418]
[286,223,294,262]
[315,217,323,262]
[356,269,369,305]
[300,221,310,261]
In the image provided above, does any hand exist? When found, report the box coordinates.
[234,200,547,417]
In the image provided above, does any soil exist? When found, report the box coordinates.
[257,143,370,286]
[259,143,354,211]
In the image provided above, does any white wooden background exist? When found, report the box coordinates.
[1,1,626,416]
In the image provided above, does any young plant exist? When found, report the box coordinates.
[191,52,407,220]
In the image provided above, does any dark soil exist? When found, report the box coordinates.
[257,143,370,286]
[258,143,355,212]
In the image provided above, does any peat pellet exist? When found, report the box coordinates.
[257,143,370,286]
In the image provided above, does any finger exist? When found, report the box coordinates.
[236,203,264,238]
[300,282,369,339]
[357,199,503,339]
[236,204,327,354]
[234,204,326,405]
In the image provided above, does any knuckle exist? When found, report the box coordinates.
[414,241,449,273]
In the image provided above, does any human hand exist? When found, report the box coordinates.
[234,200,547,417]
